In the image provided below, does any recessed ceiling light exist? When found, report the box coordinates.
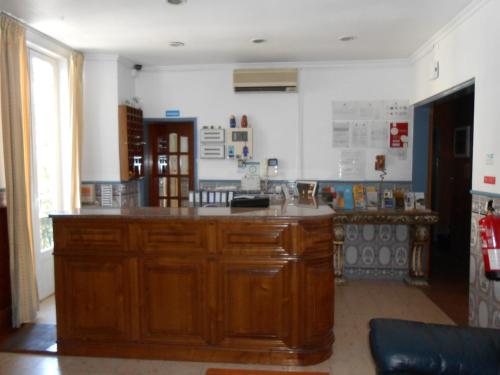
[338,35,356,42]
[166,0,187,4]
[251,38,267,44]
[169,41,185,47]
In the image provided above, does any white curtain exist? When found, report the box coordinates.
[69,51,84,210]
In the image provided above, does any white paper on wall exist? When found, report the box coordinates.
[339,150,366,179]
[370,120,389,148]
[332,121,351,147]
[359,101,384,120]
[351,122,369,148]
[385,101,410,121]
[333,101,359,120]
[333,100,409,150]
[389,147,408,160]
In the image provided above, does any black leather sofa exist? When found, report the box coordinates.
[369,318,500,375]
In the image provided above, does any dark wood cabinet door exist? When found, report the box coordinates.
[147,122,195,208]
[139,257,210,345]
[217,259,292,348]
[56,256,135,341]
[303,257,334,345]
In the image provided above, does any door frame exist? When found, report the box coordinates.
[143,118,198,206]
[413,78,475,204]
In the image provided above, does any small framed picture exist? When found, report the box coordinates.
[296,180,318,197]
[80,184,96,205]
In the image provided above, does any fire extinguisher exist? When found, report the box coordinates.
[479,208,500,281]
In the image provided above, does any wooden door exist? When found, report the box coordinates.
[55,256,135,341]
[139,257,210,345]
[430,89,474,260]
[148,122,195,207]
[303,257,334,345]
[216,260,292,348]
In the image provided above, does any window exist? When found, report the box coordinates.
[28,49,70,250]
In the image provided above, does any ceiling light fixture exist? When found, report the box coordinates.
[166,0,187,4]
[169,41,185,47]
[251,38,267,44]
[338,35,356,42]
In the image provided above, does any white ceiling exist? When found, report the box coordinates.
[1,0,474,66]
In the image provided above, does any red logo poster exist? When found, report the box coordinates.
[390,122,409,148]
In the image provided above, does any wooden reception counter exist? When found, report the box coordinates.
[51,205,335,365]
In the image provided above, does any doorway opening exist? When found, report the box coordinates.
[143,119,197,207]
[414,82,475,325]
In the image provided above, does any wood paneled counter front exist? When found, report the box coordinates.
[51,205,335,365]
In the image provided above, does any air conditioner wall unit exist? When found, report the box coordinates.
[233,68,298,92]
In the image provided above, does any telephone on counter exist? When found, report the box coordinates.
[267,158,278,177]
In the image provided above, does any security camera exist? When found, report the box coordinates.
[133,64,142,71]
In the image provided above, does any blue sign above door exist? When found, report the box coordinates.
[165,110,181,118]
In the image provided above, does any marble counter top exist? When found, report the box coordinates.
[50,203,335,220]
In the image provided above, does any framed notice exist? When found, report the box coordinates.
[296,181,318,197]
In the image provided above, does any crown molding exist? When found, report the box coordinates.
[142,58,411,73]
[410,0,492,63]
[84,53,120,62]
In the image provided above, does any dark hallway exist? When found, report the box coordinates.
[420,85,475,326]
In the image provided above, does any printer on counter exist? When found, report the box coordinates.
[230,194,270,208]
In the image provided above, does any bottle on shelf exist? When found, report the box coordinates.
[241,114,248,128]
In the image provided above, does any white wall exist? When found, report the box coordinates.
[135,62,413,181]
[82,54,120,181]
[301,62,413,180]
[117,58,135,105]
[136,68,300,180]
[412,0,500,193]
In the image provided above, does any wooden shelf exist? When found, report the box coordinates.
[119,105,144,181]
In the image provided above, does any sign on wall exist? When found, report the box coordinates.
[390,122,409,148]
[332,100,410,178]
[332,100,410,149]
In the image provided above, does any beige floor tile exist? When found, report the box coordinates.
[0,280,458,375]
[36,294,56,325]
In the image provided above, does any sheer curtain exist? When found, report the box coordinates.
[69,51,84,210]
[0,14,39,327]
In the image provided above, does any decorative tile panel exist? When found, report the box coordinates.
[343,224,409,280]
[84,180,141,208]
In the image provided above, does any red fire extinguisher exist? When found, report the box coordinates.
[479,209,500,280]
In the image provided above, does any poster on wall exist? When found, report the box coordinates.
[339,150,366,179]
[389,122,409,148]
[332,100,409,149]
[351,122,369,148]
[370,120,388,148]
[332,121,351,147]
